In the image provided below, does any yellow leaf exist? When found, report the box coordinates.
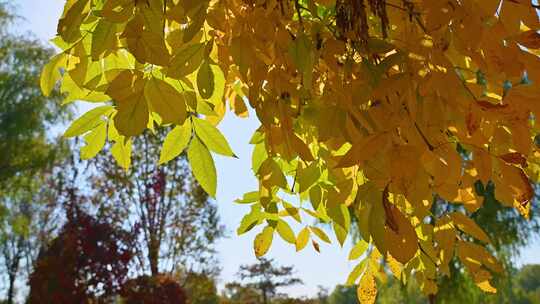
[434,216,456,276]
[457,241,503,274]
[144,77,187,125]
[338,134,389,168]
[357,270,377,304]
[386,254,403,279]
[254,226,274,257]
[295,227,310,252]
[383,195,419,264]
[449,212,491,243]
[309,226,331,244]
[111,137,132,171]
[276,220,296,244]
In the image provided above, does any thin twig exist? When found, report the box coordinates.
[294,0,304,30]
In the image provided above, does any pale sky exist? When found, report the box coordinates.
[12,0,539,298]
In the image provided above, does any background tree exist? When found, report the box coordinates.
[181,272,220,304]
[235,258,303,304]
[221,282,262,304]
[0,176,62,304]
[327,285,357,304]
[27,200,135,304]
[513,264,540,304]
[432,183,540,303]
[0,3,70,302]
[89,130,224,278]
[120,274,187,304]
[0,3,68,184]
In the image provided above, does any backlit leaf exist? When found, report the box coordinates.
[357,270,377,304]
[254,226,274,257]
[158,120,192,165]
[296,226,310,252]
[64,105,113,138]
[276,220,296,244]
[192,117,235,157]
[144,77,187,125]
[80,122,107,159]
[187,136,217,197]
[197,61,215,99]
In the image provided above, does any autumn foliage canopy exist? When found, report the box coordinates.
[42,0,540,302]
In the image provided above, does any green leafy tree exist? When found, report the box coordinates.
[327,285,357,304]
[433,184,540,303]
[0,4,68,185]
[234,258,303,304]
[182,272,220,304]
[516,264,540,293]
[0,3,70,303]
[221,282,261,304]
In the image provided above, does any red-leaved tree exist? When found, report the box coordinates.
[27,194,135,304]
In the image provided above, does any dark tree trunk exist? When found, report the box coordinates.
[148,238,159,276]
[262,287,268,304]
[7,273,16,304]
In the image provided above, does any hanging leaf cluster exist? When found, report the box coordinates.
[42,0,540,301]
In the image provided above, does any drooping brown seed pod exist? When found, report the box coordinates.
[336,0,370,43]
[368,0,389,38]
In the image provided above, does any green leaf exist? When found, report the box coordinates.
[297,162,321,193]
[276,220,296,244]
[167,43,205,79]
[111,138,132,171]
[159,120,192,165]
[192,117,235,157]
[197,61,215,99]
[235,191,260,204]
[252,141,267,174]
[207,64,225,105]
[145,77,187,125]
[237,204,264,235]
[64,106,113,138]
[40,53,66,96]
[91,19,118,60]
[310,226,331,243]
[349,240,369,260]
[80,123,107,160]
[346,259,368,285]
[254,226,274,257]
[187,136,217,197]
[107,71,149,137]
[288,33,314,87]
